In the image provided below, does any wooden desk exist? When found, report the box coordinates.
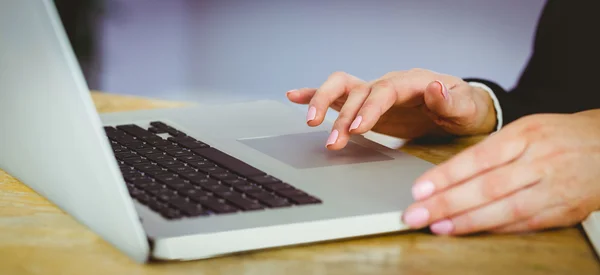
[1,92,599,275]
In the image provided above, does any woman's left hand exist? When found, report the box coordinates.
[402,110,600,235]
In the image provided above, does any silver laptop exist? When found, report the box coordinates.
[0,0,435,262]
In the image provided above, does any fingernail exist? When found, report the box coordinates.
[306,106,316,122]
[412,180,435,200]
[286,89,297,96]
[435,80,449,100]
[326,129,339,146]
[430,219,454,235]
[349,116,362,131]
[402,207,430,227]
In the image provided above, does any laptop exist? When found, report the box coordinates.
[0,0,436,263]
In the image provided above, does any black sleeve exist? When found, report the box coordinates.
[463,0,599,126]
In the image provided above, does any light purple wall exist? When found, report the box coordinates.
[98,0,547,103]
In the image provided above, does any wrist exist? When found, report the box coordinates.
[472,86,498,134]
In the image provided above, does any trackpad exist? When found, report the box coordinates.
[238,131,394,169]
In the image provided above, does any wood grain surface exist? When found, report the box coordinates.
[1,92,598,275]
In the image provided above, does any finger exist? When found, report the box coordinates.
[325,84,372,150]
[410,127,528,202]
[286,88,317,104]
[428,182,559,235]
[307,72,364,127]
[403,158,542,229]
[490,205,583,234]
[423,80,476,122]
[349,78,398,134]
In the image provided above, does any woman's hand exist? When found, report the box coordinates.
[286,69,497,149]
[402,110,600,235]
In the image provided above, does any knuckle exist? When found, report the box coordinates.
[456,212,476,233]
[472,146,493,171]
[372,79,395,90]
[430,194,453,218]
[480,176,506,201]
[408,68,428,74]
[328,71,348,81]
[510,197,529,221]
[525,216,543,230]
[349,84,372,95]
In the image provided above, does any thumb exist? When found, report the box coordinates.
[423,80,475,121]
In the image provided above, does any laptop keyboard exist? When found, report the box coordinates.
[104,121,322,220]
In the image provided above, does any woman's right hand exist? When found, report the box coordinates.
[286,69,498,150]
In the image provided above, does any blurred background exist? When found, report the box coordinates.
[55,0,547,105]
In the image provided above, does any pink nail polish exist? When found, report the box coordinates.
[349,116,362,131]
[435,80,449,99]
[412,180,435,200]
[402,207,430,227]
[326,130,339,146]
[307,106,316,122]
[430,219,454,235]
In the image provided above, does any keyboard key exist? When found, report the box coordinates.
[156,160,186,168]
[147,200,171,212]
[288,196,322,205]
[112,146,129,153]
[168,166,197,175]
[149,126,168,134]
[124,158,151,166]
[115,152,138,160]
[232,184,263,193]
[217,192,265,211]
[193,196,238,214]
[124,174,148,183]
[210,172,239,181]
[186,160,216,169]
[261,182,295,192]
[146,154,174,162]
[166,181,196,193]
[160,209,184,220]
[117,124,151,137]
[245,190,279,201]
[260,198,293,208]
[137,181,163,191]
[154,174,182,184]
[126,142,153,150]
[143,169,173,177]
[164,149,193,157]
[168,198,209,216]
[136,148,164,156]
[168,136,209,149]
[178,155,206,162]
[251,175,282,185]
[198,166,227,174]
[222,178,252,186]
[178,171,206,180]
[150,121,168,129]
[146,139,172,147]
[274,188,308,198]
[193,147,266,177]
[166,128,186,137]
[180,188,211,199]
[157,144,180,151]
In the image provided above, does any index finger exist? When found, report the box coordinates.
[411,127,528,201]
[307,72,364,126]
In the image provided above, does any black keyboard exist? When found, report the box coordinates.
[104,121,322,220]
